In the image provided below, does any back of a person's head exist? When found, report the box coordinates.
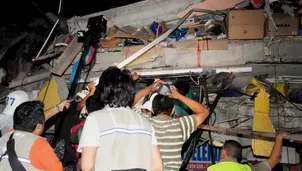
[173,79,190,96]
[3,90,29,115]
[223,140,243,161]
[97,66,134,108]
[152,94,174,115]
[13,100,45,132]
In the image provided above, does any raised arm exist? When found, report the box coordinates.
[77,82,96,111]
[267,131,287,169]
[44,99,72,121]
[168,87,209,126]
[133,79,166,106]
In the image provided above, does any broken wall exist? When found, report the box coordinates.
[209,96,302,164]
[67,0,200,33]
[63,38,302,80]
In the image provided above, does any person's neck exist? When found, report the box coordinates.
[156,113,172,119]
[220,156,238,163]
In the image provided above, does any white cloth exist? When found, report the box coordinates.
[3,90,29,115]
[0,90,29,135]
[141,93,158,111]
[78,106,155,171]
[0,114,13,135]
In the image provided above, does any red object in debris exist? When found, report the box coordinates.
[251,0,264,8]
[65,35,73,44]
[85,46,96,65]
[70,120,86,159]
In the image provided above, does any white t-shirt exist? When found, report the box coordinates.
[78,106,157,171]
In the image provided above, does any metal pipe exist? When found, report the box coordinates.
[34,0,62,59]
[35,19,60,59]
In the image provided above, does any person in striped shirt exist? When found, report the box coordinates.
[134,84,209,170]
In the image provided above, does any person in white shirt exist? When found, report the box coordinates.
[78,66,163,171]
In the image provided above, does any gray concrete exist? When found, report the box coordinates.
[67,0,200,33]
[204,96,301,163]
[62,38,302,83]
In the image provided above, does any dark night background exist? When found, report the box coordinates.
[0,0,144,82]
[1,0,143,26]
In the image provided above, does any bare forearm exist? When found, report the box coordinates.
[268,136,283,168]
[177,94,208,115]
[133,87,151,106]
[44,106,59,121]
[82,168,94,171]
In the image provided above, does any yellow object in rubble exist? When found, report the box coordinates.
[273,82,289,98]
[244,78,275,157]
[37,78,61,110]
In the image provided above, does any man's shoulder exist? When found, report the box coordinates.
[178,115,197,122]
[31,136,52,151]
[250,161,271,171]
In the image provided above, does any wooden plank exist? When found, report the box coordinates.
[122,45,163,66]
[200,124,302,141]
[32,50,64,62]
[52,36,83,76]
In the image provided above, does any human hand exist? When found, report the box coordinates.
[88,82,96,93]
[57,99,73,111]
[167,86,181,99]
[132,72,139,81]
[148,79,166,92]
[276,131,288,139]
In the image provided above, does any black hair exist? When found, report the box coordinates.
[85,96,94,113]
[13,101,45,132]
[223,140,243,161]
[88,66,134,111]
[173,79,190,95]
[152,94,174,115]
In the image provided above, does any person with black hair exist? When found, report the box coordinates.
[0,101,63,171]
[54,82,96,171]
[173,79,194,118]
[134,84,209,170]
[207,131,287,171]
[78,66,163,171]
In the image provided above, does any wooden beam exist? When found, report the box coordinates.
[199,124,302,142]
[32,50,63,62]
[52,37,83,76]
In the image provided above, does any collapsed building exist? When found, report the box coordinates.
[1,0,302,170]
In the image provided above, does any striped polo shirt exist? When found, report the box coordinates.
[142,113,197,170]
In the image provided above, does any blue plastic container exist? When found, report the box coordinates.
[289,89,302,104]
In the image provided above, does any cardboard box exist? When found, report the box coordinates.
[228,10,265,40]
[266,14,299,36]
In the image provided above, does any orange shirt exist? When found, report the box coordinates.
[7,129,63,171]
[30,137,63,171]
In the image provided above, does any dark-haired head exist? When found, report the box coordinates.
[13,101,45,135]
[92,66,134,109]
[221,140,243,162]
[173,79,190,96]
[152,94,174,116]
